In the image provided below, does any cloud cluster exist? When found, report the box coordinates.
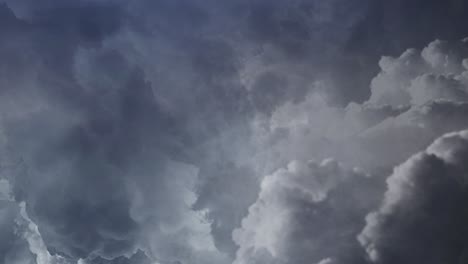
[234,38,468,263]
[253,38,468,173]
[233,159,382,264]
[2,1,468,264]
[0,2,226,263]
[359,130,468,264]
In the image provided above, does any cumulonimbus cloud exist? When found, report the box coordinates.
[232,159,382,264]
[234,38,468,264]
[1,1,468,263]
[359,130,468,264]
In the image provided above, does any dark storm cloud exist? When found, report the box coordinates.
[234,36,468,264]
[89,250,152,264]
[235,0,374,104]
[0,1,252,263]
[343,0,468,102]
[2,28,140,264]
[0,180,37,264]
[232,0,468,104]
[359,130,468,264]
[347,0,468,56]
[0,2,197,262]
[254,38,468,174]
[192,163,258,255]
[0,200,34,264]
[2,0,468,264]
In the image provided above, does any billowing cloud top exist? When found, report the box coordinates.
[359,130,468,264]
[1,1,468,264]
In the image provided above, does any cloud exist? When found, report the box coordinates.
[192,163,259,255]
[359,130,468,264]
[1,178,69,264]
[0,3,225,263]
[253,38,468,173]
[86,250,152,264]
[0,180,32,264]
[2,1,468,264]
[368,39,468,106]
[235,37,468,264]
[233,159,383,264]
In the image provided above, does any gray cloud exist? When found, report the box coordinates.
[234,37,468,264]
[2,1,468,264]
[0,2,220,263]
[252,39,468,174]
[359,130,468,264]
[233,159,383,264]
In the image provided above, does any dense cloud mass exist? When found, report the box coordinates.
[253,38,468,172]
[233,159,383,264]
[2,0,468,264]
[359,130,468,264]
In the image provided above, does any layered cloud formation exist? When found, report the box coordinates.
[1,1,468,264]
[360,130,468,264]
[233,159,382,264]
[231,38,468,264]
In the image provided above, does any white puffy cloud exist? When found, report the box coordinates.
[252,38,468,174]
[233,159,381,264]
[368,39,468,107]
[408,74,468,105]
[239,38,468,264]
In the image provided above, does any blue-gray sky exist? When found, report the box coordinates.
[1,1,468,264]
